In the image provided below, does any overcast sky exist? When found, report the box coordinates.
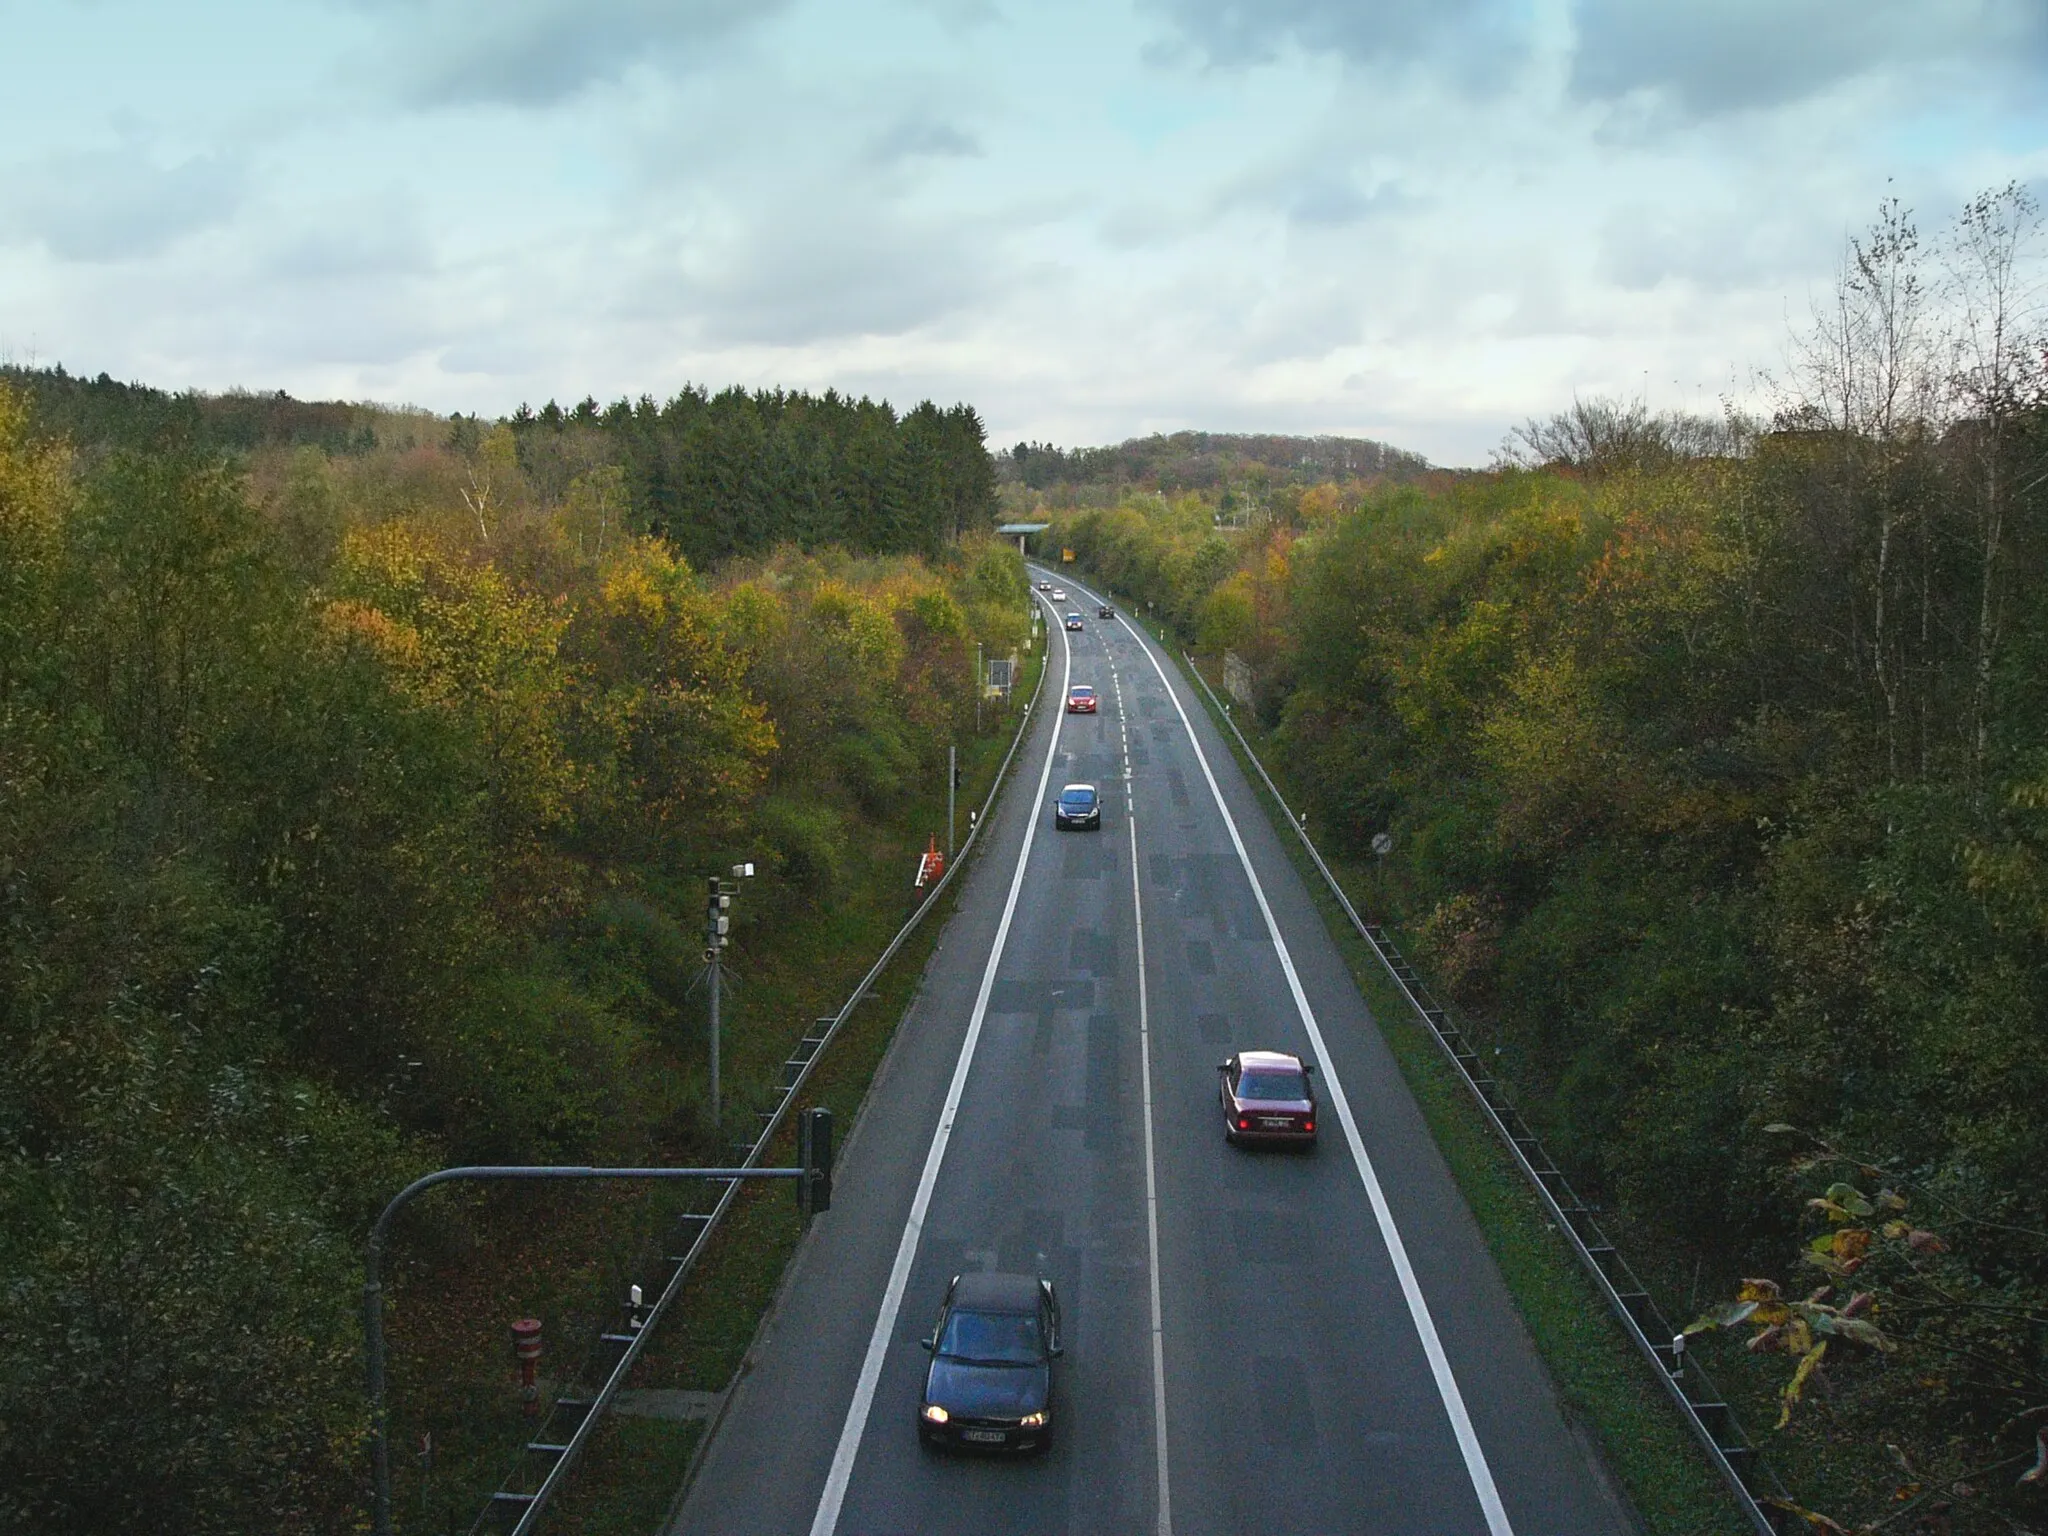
[2,0,2044,465]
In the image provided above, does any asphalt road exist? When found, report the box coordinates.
[669,573,1638,1536]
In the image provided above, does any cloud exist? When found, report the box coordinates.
[348,0,793,107]
[629,197,1000,348]
[260,201,435,283]
[866,116,984,166]
[1570,0,2048,115]
[1151,0,2048,115]
[0,145,246,261]
[902,0,1004,29]
[1253,165,1417,229]
[1145,0,1530,83]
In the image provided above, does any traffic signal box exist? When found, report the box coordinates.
[707,877,730,950]
[798,1106,833,1216]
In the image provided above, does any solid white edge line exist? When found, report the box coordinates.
[1122,675,1174,1536]
[1111,605,1516,1536]
[806,595,1072,1536]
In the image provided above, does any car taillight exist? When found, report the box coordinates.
[1302,1119,1314,1132]
[1237,1116,1250,1130]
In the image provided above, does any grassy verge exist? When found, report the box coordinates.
[1159,637,1749,1536]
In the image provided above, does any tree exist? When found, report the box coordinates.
[1945,183,2047,794]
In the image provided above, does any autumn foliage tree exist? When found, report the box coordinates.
[0,373,1026,1534]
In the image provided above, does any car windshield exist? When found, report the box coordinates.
[1060,790,1096,807]
[937,1307,1043,1365]
[1070,687,1092,698]
[1238,1069,1307,1101]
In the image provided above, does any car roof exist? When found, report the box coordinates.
[1069,684,1093,692]
[950,1271,1045,1312]
[1236,1049,1306,1071]
[1060,782,1097,795]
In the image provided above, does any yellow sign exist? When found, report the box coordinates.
[1061,548,1075,563]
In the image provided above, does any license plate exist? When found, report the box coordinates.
[1259,1117,1291,1129]
[960,1429,1005,1444]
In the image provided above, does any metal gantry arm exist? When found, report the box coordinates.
[364,1161,808,1536]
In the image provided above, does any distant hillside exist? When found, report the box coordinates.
[4,364,1001,567]
[0,364,442,456]
[999,430,1432,493]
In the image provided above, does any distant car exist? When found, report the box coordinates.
[1066,684,1097,713]
[1051,588,1067,601]
[1098,604,1114,619]
[1064,613,1083,631]
[1218,1050,1318,1146]
[1036,580,1052,591]
[918,1271,1063,1453]
[1054,783,1100,830]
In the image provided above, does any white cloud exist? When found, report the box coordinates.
[1,0,2042,465]
[1568,0,2048,116]
[341,0,792,107]
[0,144,247,261]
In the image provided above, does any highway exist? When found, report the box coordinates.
[669,570,1637,1536]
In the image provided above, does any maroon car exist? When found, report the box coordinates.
[1218,1050,1317,1146]
[1066,684,1097,714]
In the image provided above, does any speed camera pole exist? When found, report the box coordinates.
[705,863,754,1133]
[706,877,724,1131]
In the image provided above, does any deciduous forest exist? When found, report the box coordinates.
[999,427,1432,502]
[1043,190,2048,1530]
[0,371,1019,1531]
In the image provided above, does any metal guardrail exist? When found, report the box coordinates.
[1177,655,1793,1536]
[464,650,1052,1536]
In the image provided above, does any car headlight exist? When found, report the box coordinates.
[921,1404,949,1424]
[1018,1411,1047,1428]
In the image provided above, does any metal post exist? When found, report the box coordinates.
[976,642,983,735]
[709,945,721,1132]
[948,743,957,860]
[367,1264,391,1536]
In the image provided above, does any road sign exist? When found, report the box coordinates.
[1371,832,1394,856]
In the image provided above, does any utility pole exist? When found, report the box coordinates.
[948,743,957,860]
[975,641,983,735]
[705,863,755,1132]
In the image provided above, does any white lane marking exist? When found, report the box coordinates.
[1111,653,1173,1532]
[1129,803,1173,1536]
[1112,609,1517,1536]
[808,595,1072,1536]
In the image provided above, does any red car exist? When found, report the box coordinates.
[1066,685,1097,713]
[1218,1050,1317,1146]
